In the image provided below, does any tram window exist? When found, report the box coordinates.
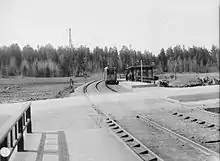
[107,70,115,74]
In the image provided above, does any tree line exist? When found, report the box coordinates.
[0,43,219,77]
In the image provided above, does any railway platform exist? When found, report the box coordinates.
[0,96,141,161]
[119,79,157,89]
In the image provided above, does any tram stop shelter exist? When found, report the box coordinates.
[125,65,157,83]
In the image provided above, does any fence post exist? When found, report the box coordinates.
[10,130,13,148]
[17,117,24,152]
[26,106,32,133]
[23,113,25,127]
[14,124,17,140]
[0,136,8,161]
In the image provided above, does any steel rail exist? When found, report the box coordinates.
[105,83,118,93]
[84,81,164,161]
[95,80,103,93]
[95,79,118,93]
[137,113,220,159]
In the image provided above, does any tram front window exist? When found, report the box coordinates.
[107,70,115,75]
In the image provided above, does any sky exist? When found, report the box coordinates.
[0,0,219,54]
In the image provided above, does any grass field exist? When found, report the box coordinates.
[0,73,102,104]
[0,72,218,104]
[0,76,88,85]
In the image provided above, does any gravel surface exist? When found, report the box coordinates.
[83,80,220,160]
[118,117,209,161]
[173,107,220,126]
[144,109,219,153]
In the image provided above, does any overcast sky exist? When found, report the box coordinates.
[0,0,219,54]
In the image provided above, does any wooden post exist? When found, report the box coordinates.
[22,114,25,127]
[26,106,32,133]
[141,60,143,82]
[174,61,177,80]
[15,124,17,140]
[18,117,24,152]
[10,130,13,147]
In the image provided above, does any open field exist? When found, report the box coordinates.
[0,83,71,103]
[168,72,219,86]
[0,73,102,104]
[157,72,219,86]
[0,76,86,85]
[0,80,72,104]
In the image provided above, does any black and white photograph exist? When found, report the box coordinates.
[0,0,219,160]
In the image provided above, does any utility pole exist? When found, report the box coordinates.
[141,59,143,82]
[68,28,71,77]
[67,28,74,90]
[68,28,72,48]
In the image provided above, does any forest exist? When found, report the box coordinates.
[0,44,219,77]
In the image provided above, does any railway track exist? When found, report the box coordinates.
[151,109,220,153]
[105,83,118,93]
[84,81,164,161]
[161,98,220,146]
[170,110,220,131]
[136,113,220,160]
[84,81,220,160]
[102,81,219,154]
[95,80,118,93]
[95,80,103,93]
[96,79,130,93]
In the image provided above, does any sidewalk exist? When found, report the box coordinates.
[10,96,141,161]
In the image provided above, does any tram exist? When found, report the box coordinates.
[103,66,119,85]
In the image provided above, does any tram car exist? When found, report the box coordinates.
[103,66,119,85]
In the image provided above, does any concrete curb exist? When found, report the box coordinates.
[132,84,157,88]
